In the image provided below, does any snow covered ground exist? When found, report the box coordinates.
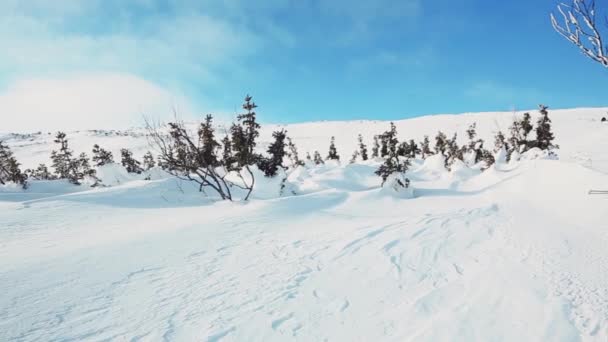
[1,108,608,341]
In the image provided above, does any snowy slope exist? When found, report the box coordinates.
[1,108,608,341]
[3,107,608,173]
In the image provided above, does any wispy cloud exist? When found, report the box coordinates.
[0,73,196,132]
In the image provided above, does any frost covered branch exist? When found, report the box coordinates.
[550,0,608,67]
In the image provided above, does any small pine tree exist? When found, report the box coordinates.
[521,113,534,141]
[0,141,27,188]
[326,136,340,161]
[420,135,433,159]
[494,131,508,153]
[434,131,448,156]
[408,139,420,158]
[233,95,261,167]
[381,122,399,157]
[349,150,359,164]
[221,135,235,171]
[286,137,304,168]
[397,141,409,157]
[199,115,221,167]
[358,134,369,161]
[121,149,143,174]
[445,133,463,169]
[374,123,410,188]
[534,105,558,151]
[25,164,55,181]
[91,144,114,167]
[313,150,324,165]
[77,152,99,186]
[51,132,73,179]
[259,129,287,177]
[371,135,380,158]
[143,151,156,170]
[306,152,312,162]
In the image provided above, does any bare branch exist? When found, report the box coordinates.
[550,0,608,67]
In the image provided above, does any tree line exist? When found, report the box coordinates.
[0,97,557,198]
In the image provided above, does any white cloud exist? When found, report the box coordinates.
[0,73,197,133]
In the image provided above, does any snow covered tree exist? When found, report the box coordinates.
[25,164,54,181]
[521,113,534,142]
[51,132,73,179]
[91,144,114,167]
[0,141,27,188]
[358,134,369,161]
[313,150,324,165]
[407,139,420,158]
[466,123,485,164]
[326,136,340,161]
[397,141,409,157]
[146,97,258,201]
[306,152,312,162]
[507,112,535,156]
[286,137,304,168]
[434,131,448,156]
[375,123,410,188]
[143,151,156,170]
[120,149,143,174]
[534,105,558,151]
[420,135,433,159]
[445,133,464,169]
[380,122,399,158]
[551,0,608,68]
[77,153,99,186]
[371,135,380,158]
[494,130,509,154]
[258,129,287,177]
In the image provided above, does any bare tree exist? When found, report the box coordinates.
[551,0,608,67]
[145,115,254,201]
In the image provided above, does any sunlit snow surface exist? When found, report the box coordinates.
[1,108,607,341]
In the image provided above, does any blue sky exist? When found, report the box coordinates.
[1,0,606,131]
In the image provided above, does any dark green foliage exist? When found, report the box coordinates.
[434,131,448,156]
[371,135,380,158]
[286,137,304,168]
[259,129,287,177]
[232,95,261,168]
[380,122,399,157]
[326,136,340,161]
[313,150,324,165]
[143,151,156,170]
[25,164,55,181]
[92,144,114,167]
[420,135,433,159]
[375,123,410,187]
[198,115,221,168]
[51,132,73,179]
[534,105,558,151]
[349,150,359,164]
[445,133,463,169]
[221,135,235,171]
[0,141,27,188]
[121,149,143,174]
[408,139,420,158]
[50,132,91,185]
[358,134,369,161]
[494,131,508,153]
